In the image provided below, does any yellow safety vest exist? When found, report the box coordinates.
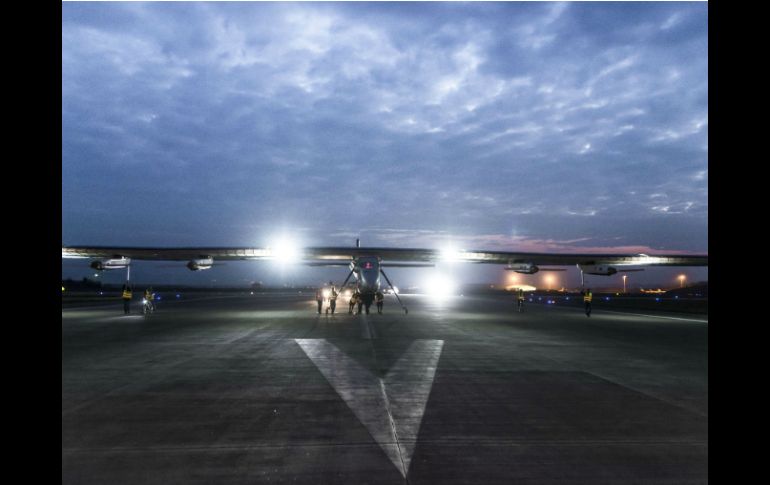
[517,291,524,300]
[584,293,592,302]
[122,289,132,299]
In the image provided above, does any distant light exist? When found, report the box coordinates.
[635,254,665,265]
[605,297,610,301]
[62,286,65,292]
[322,289,330,299]
[655,297,660,302]
[565,297,570,301]
[250,291,254,295]
[176,294,181,299]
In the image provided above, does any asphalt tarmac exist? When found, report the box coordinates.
[62,293,708,484]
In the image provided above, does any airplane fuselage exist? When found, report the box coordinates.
[351,256,381,308]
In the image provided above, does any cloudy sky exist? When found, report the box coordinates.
[62,1,708,287]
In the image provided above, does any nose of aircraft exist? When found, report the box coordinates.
[357,258,381,293]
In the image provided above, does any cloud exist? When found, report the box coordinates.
[62,2,708,282]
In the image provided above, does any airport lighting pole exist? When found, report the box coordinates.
[622,275,627,294]
[678,274,686,288]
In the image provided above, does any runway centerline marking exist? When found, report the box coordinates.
[360,316,377,339]
[295,338,444,478]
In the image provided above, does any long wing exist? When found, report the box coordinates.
[62,246,708,267]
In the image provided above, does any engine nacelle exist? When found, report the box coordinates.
[506,263,539,274]
[579,264,617,276]
[186,258,214,271]
[90,258,130,271]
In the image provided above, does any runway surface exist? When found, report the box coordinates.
[62,293,708,484]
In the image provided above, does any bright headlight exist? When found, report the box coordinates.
[439,245,464,263]
[267,235,302,264]
[271,246,299,263]
[424,274,457,297]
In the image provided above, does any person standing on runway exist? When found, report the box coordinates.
[316,287,324,314]
[328,285,338,314]
[122,282,133,315]
[582,288,593,317]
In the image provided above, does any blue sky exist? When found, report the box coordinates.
[62,2,708,288]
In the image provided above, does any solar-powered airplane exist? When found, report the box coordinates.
[62,238,708,314]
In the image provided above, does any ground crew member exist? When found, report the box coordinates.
[375,290,384,314]
[328,285,338,314]
[349,290,359,314]
[122,282,133,315]
[144,287,155,312]
[316,287,324,314]
[583,288,593,317]
[516,288,525,312]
